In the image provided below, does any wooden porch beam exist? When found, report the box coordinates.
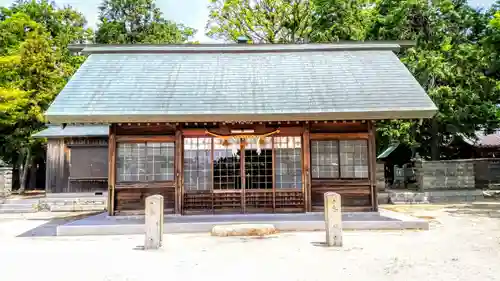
[115,135,176,142]
[310,132,369,140]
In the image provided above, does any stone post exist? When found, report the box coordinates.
[144,195,164,250]
[324,192,342,247]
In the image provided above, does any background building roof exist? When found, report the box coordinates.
[461,130,500,147]
[32,125,109,138]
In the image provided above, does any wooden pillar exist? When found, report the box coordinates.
[368,121,377,211]
[240,142,246,214]
[303,124,311,212]
[108,124,116,216]
[272,137,276,212]
[175,129,183,214]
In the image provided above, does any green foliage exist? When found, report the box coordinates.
[95,0,196,44]
[0,0,199,181]
[206,0,313,43]
[367,0,500,158]
[311,0,376,41]
[0,1,91,187]
[207,0,500,159]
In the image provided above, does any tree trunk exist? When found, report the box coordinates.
[17,149,31,194]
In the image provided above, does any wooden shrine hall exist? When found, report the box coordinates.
[44,42,437,215]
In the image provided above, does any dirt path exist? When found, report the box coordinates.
[0,205,499,281]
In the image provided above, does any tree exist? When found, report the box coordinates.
[0,1,90,192]
[206,0,313,43]
[367,0,500,159]
[95,0,196,44]
[310,0,376,42]
[1,0,93,69]
[205,0,500,160]
[0,12,60,192]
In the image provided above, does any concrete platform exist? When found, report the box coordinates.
[56,210,429,236]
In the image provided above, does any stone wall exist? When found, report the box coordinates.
[37,195,107,212]
[376,163,386,191]
[0,167,12,197]
[415,158,500,191]
[474,159,500,189]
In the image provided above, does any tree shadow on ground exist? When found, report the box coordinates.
[16,212,101,237]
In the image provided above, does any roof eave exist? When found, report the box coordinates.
[45,109,437,124]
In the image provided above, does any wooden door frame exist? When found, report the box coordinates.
[180,133,306,214]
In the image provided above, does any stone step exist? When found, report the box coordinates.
[0,203,36,210]
[40,198,106,203]
[50,205,106,212]
[0,208,36,214]
[0,198,40,205]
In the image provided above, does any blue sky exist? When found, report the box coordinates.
[0,0,496,42]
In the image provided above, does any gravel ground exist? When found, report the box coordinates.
[0,206,499,281]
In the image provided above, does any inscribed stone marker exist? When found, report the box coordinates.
[324,192,342,247]
[144,194,164,250]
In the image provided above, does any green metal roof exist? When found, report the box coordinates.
[32,125,109,138]
[377,143,400,159]
[46,43,437,124]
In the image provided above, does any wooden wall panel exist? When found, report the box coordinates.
[68,180,107,193]
[46,138,110,194]
[116,124,175,135]
[310,122,368,133]
[115,182,175,214]
[311,180,371,211]
[69,147,108,179]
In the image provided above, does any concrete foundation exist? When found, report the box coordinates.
[56,210,429,236]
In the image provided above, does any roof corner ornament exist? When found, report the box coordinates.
[237,36,249,44]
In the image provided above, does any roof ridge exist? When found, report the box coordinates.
[69,41,414,55]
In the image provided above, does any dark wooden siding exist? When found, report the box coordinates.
[45,139,69,193]
[45,137,108,193]
[311,180,372,211]
[115,182,176,214]
[69,147,108,179]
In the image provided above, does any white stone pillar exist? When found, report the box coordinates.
[144,194,164,250]
[324,192,342,247]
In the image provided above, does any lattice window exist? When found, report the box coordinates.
[213,138,241,190]
[339,140,369,178]
[116,142,174,182]
[311,140,339,178]
[184,138,212,191]
[246,137,273,190]
[311,140,368,179]
[274,136,302,189]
